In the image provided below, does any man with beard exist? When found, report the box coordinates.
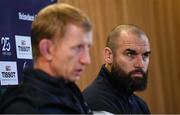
[83,24,151,114]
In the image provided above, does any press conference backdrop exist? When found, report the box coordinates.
[0,0,56,86]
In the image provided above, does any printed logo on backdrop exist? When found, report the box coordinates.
[0,61,18,85]
[1,36,12,56]
[18,12,36,21]
[15,35,32,59]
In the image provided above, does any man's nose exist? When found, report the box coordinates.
[80,51,91,65]
[134,56,144,68]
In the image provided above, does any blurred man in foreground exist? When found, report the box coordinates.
[0,3,93,114]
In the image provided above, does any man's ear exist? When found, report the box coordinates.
[39,39,53,61]
[103,47,113,64]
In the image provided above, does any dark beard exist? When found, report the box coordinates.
[110,62,148,94]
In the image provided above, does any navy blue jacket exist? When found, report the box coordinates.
[0,69,91,114]
[83,65,150,114]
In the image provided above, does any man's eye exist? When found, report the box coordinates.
[127,53,131,56]
[74,45,84,51]
[75,45,82,49]
[78,45,84,49]
[143,53,150,59]
[126,52,134,57]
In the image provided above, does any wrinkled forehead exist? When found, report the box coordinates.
[117,33,150,52]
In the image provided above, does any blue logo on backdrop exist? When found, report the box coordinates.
[0,0,56,86]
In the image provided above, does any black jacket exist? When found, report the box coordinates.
[83,65,150,114]
[0,69,91,114]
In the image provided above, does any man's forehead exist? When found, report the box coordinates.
[123,45,150,52]
[117,32,150,46]
[117,39,150,52]
[119,42,150,46]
